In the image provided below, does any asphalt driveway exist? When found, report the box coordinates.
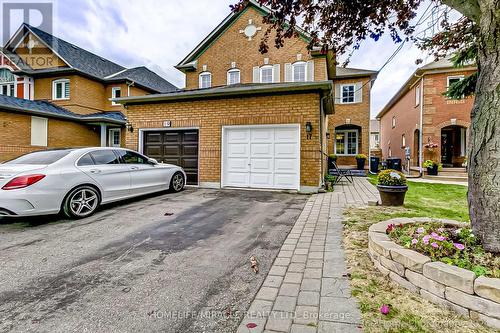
[0,188,308,333]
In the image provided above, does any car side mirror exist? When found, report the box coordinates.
[148,158,159,165]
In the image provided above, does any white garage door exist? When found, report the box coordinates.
[222,125,300,190]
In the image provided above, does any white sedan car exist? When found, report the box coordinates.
[0,147,186,218]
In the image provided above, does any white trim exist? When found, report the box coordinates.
[292,61,307,82]
[199,72,212,89]
[339,83,356,104]
[227,68,241,85]
[52,78,70,100]
[447,75,465,87]
[104,68,129,79]
[460,127,467,157]
[111,86,121,106]
[108,128,121,147]
[334,129,359,156]
[138,127,200,186]
[259,65,274,83]
[221,124,301,191]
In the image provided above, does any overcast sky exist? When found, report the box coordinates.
[1,0,451,118]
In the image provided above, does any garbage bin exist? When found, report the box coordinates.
[370,156,380,174]
[387,157,402,171]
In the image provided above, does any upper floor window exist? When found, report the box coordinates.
[392,116,396,128]
[199,72,212,89]
[111,87,121,106]
[53,79,70,100]
[341,84,355,103]
[402,134,406,147]
[260,65,274,83]
[0,68,15,97]
[447,75,464,88]
[415,85,421,106]
[292,62,307,82]
[227,69,240,85]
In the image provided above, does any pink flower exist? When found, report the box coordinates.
[411,239,418,245]
[431,242,439,248]
[454,243,465,250]
[437,228,445,232]
[416,227,425,234]
[431,232,439,238]
[423,235,431,244]
[380,304,390,315]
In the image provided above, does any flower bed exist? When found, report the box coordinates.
[368,217,500,330]
[387,222,500,278]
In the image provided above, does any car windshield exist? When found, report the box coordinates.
[5,150,73,165]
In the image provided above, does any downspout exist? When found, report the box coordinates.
[417,74,424,177]
[320,94,326,188]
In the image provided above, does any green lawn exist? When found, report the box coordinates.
[367,174,469,222]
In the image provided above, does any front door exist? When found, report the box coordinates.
[143,130,199,185]
[441,130,453,165]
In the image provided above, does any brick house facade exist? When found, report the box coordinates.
[118,1,376,192]
[377,59,476,169]
[0,24,176,162]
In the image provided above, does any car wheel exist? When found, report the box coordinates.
[63,185,100,219]
[170,172,185,192]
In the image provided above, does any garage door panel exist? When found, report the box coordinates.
[164,145,180,156]
[223,125,299,190]
[164,132,181,143]
[182,158,198,169]
[183,132,198,142]
[182,145,198,155]
[275,158,297,172]
[275,128,299,142]
[146,133,162,143]
[251,143,273,156]
[145,145,162,156]
[251,158,272,171]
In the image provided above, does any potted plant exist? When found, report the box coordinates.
[324,174,336,191]
[376,169,408,206]
[328,154,337,170]
[423,160,442,176]
[355,154,367,170]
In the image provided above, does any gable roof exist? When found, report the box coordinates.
[105,66,178,93]
[4,24,177,93]
[335,67,378,79]
[376,58,476,119]
[0,94,125,124]
[176,0,312,70]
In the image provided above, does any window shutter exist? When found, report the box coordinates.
[253,66,260,83]
[334,84,341,104]
[284,63,293,82]
[306,60,314,81]
[355,82,363,103]
[273,64,280,83]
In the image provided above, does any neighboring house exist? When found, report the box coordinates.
[370,119,380,149]
[0,24,177,161]
[377,59,475,168]
[116,0,376,192]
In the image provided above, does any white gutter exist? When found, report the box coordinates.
[418,75,424,175]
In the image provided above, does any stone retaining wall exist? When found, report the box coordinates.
[368,217,500,330]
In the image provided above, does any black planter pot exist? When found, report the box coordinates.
[427,165,439,176]
[356,158,366,170]
[328,157,337,170]
[377,185,408,206]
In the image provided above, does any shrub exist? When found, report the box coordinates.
[423,160,443,170]
[377,169,407,186]
[324,174,336,183]
[355,154,367,160]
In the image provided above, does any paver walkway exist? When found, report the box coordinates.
[237,178,379,333]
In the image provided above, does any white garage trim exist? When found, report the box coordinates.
[221,124,301,190]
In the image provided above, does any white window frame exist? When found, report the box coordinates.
[292,61,307,82]
[415,85,421,106]
[447,75,464,88]
[334,129,359,156]
[199,72,212,89]
[260,65,274,83]
[227,69,240,85]
[108,128,121,147]
[111,87,121,106]
[0,67,16,97]
[392,116,396,128]
[340,84,356,104]
[52,79,70,100]
[402,134,406,147]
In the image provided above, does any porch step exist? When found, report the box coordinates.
[424,175,468,182]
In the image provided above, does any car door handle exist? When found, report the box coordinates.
[130,166,139,170]
[90,169,101,174]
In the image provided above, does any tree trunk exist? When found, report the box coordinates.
[468,0,500,252]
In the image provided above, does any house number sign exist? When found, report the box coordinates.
[163,120,171,127]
